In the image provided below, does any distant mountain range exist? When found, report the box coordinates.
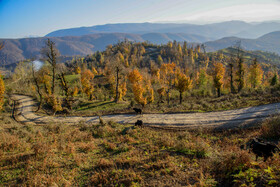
[0,33,211,66]
[0,21,280,66]
[46,21,280,39]
[205,31,280,54]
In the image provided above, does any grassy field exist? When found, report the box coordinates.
[0,111,279,186]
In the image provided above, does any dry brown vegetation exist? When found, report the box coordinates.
[0,111,280,186]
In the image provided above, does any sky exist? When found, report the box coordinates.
[1,0,280,38]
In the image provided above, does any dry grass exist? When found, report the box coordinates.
[0,112,280,186]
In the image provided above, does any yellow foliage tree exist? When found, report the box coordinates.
[118,80,127,101]
[0,74,5,111]
[157,87,165,102]
[132,83,146,106]
[212,62,225,97]
[81,69,95,100]
[160,63,176,104]
[128,69,143,84]
[46,95,62,115]
[92,67,98,75]
[249,58,263,88]
[128,69,153,106]
[71,86,79,97]
[175,72,192,104]
[75,66,81,74]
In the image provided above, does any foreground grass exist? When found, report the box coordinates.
[0,113,280,186]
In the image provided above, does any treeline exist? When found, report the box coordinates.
[6,39,279,114]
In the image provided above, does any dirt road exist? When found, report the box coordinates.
[10,94,280,130]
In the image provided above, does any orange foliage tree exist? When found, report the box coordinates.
[81,69,95,100]
[212,62,225,97]
[128,69,153,106]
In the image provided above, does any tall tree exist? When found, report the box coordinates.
[175,72,192,104]
[160,63,176,105]
[249,58,263,88]
[81,69,95,100]
[212,62,225,97]
[41,39,60,95]
[107,56,126,103]
[58,73,72,109]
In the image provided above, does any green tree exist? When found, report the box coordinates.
[271,73,278,86]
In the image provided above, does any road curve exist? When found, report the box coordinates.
[10,94,280,130]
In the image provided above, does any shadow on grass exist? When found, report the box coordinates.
[78,101,115,111]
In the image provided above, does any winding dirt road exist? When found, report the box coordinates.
[10,94,280,130]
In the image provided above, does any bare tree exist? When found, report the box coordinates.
[57,73,72,109]
[41,39,60,95]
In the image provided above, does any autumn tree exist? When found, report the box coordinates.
[41,39,60,95]
[37,66,52,95]
[212,62,225,97]
[128,69,146,106]
[157,55,163,65]
[81,69,95,100]
[160,63,176,105]
[75,66,81,74]
[118,80,127,101]
[107,56,126,103]
[175,72,192,104]
[248,58,263,88]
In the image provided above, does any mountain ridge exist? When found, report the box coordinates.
[45,21,280,39]
[0,32,209,66]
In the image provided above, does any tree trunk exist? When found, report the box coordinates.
[179,92,183,104]
[229,64,235,94]
[52,67,55,95]
[115,67,119,103]
[167,90,170,105]
[217,87,221,97]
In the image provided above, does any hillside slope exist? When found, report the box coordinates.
[205,31,280,54]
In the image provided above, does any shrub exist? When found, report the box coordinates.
[260,115,280,140]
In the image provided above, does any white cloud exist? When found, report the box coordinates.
[160,3,280,23]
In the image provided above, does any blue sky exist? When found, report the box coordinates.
[1,0,280,38]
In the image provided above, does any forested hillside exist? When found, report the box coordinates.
[6,39,280,117]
